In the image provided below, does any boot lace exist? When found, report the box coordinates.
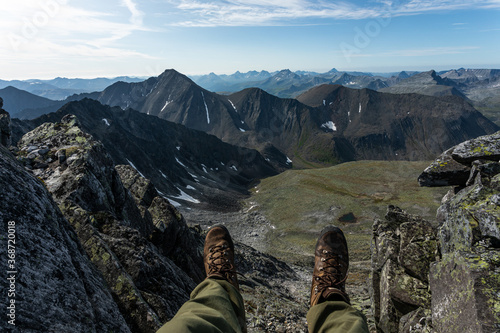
[207,244,237,278]
[313,250,348,295]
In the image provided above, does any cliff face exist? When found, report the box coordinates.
[15,114,205,332]
[0,144,131,332]
[422,132,500,333]
[372,131,500,333]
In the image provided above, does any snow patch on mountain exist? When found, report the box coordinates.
[228,99,237,112]
[174,188,200,204]
[161,100,172,112]
[175,157,186,168]
[201,91,210,124]
[321,121,337,131]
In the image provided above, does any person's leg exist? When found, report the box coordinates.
[157,278,245,333]
[307,301,369,333]
[307,226,369,333]
[156,225,247,333]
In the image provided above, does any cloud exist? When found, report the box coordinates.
[121,0,144,26]
[170,0,379,26]
[1,0,150,58]
[167,0,500,27]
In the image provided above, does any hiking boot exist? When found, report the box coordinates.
[204,225,239,290]
[310,226,350,307]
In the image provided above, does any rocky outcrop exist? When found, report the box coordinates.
[0,144,130,332]
[16,114,203,332]
[418,131,500,332]
[371,206,438,333]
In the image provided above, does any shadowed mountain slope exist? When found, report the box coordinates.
[16,98,278,210]
[296,84,499,161]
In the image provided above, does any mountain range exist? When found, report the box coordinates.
[6,68,500,171]
[4,67,499,117]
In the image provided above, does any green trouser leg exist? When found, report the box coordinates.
[307,301,369,333]
[156,278,247,333]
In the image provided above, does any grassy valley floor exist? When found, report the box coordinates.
[246,160,447,264]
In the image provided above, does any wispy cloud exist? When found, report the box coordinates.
[167,0,500,27]
[2,0,149,53]
[169,0,380,27]
[121,0,145,26]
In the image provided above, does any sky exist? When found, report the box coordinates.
[1,0,499,80]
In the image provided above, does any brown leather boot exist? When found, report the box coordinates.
[204,225,239,290]
[310,226,350,307]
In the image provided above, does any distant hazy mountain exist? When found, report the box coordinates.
[439,68,500,83]
[0,76,144,100]
[439,68,500,108]
[379,69,500,114]
[0,86,59,117]
[190,70,273,92]
[191,68,408,98]
[379,70,466,98]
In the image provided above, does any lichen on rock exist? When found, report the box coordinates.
[371,206,438,332]
[415,130,500,333]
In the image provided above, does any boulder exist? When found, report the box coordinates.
[398,222,439,283]
[438,177,500,254]
[418,148,471,187]
[452,131,500,164]
[398,308,432,333]
[419,131,500,188]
